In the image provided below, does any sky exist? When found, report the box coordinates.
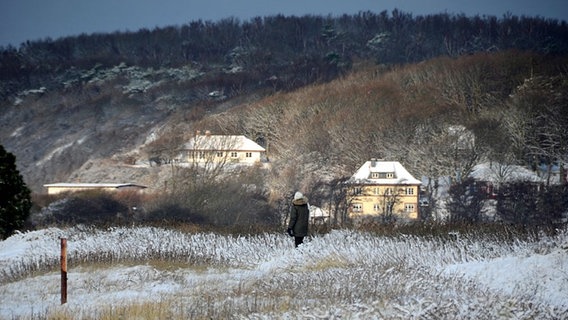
[1,0,567,48]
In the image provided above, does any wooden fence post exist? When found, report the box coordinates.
[60,237,67,305]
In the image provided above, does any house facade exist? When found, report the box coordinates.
[43,183,147,195]
[346,159,421,220]
[178,132,265,164]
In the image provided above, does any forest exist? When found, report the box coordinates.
[1,10,567,99]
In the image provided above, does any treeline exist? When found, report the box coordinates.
[1,10,567,99]
[448,178,567,226]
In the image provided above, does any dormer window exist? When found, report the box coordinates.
[370,172,396,179]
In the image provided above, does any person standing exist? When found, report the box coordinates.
[287,191,310,247]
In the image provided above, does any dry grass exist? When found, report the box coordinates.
[2,224,566,319]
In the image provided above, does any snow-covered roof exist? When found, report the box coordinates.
[43,183,147,189]
[469,162,545,184]
[182,135,265,152]
[348,160,421,185]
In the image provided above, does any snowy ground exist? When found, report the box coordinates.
[1,226,567,319]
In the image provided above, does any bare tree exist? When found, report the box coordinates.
[507,75,568,183]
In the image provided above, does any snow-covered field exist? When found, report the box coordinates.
[1,226,567,319]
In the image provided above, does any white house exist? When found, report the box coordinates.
[469,162,545,197]
[470,162,545,185]
[178,131,266,164]
[309,205,330,224]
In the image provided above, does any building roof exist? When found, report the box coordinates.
[43,183,147,189]
[469,162,545,184]
[348,160,422,185]
[181,135,265,152]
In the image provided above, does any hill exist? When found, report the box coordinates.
[1,51,567,195]
[0,12,567,224]
[2,11,567,100]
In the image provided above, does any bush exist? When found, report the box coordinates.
[142,166,280,229]
[447,178,485,223]
[142,201,207,224]
[33,191,129,227]
[497,182,567,226]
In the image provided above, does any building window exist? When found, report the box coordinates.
[385,187,393,195]
[352,187,362,195]
[375,172,396,179]
[198,152,205,159]
[406,187,415,195]
[373,204,380,212]
[216,152,223,157]
[352,204,363,212]
[373,187,379,195]
[231,152,238,158]
[405,204,415,213]
[245,152,252,158]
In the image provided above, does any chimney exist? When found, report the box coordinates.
[371,158,377,167]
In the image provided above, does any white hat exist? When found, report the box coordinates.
[294,192,303,200]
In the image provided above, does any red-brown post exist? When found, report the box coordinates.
[60,237,67,304]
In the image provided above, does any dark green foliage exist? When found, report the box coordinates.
[187,179,278,227]
[0,145,32,239]
[496,182,538,226]
[143,202,207,224]
[148,166,280,228]
[497,182,567,226]
[537,184,568,225]
[34,191,128,226]
[1,11,567,99]
[447,178,485,223]
[142,186,277,227]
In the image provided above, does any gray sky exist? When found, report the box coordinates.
[1,0,567,48]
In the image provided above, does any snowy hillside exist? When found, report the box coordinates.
[1,227,567,319]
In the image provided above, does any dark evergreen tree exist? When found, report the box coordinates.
[496,182,538,226]
[447,177,485,223]
[536,184,568,226]
[0,145,32,239]
[497,182,568,226]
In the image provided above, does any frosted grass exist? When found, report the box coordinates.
[1,226,567,319]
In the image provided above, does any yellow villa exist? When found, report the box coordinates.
[347,159,421,220]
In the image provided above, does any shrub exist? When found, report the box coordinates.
[33,191,128,227]
[497,182,568,227]
[141,201,207,224]
[447,178,485,223]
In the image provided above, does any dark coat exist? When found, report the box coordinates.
[288,197,310,237]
